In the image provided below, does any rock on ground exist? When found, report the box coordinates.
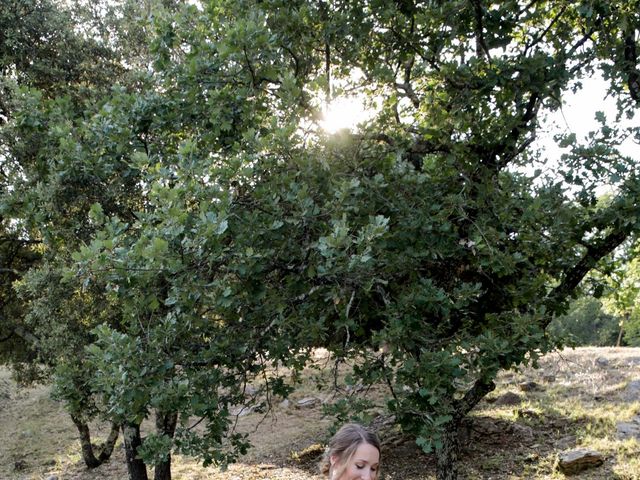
[554,435,576,450]
[493,391,522,406]
[617,415,640,441]
[622,379,640,402]
[518,381,541,392]
[295,397,320,409]
[557,449,604,475]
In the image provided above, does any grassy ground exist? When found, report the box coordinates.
[1,347,639,480]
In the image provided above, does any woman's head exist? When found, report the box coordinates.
[320,423,381,480]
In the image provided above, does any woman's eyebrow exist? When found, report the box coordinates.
[355,459,379,465]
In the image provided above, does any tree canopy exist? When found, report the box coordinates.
[2,1,640,480]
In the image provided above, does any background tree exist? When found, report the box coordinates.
[600,248,640,346]
[620,259,640,346]
[0,0,125,372]
[0,0,169,471]
[548,296,621,346]
[4,2,640,480]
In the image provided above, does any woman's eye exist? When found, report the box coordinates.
[356,464,364,469]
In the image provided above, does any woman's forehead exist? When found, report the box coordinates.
[352,442,380,462]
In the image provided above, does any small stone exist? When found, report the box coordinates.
[470,418,503,436]
[617,416,640,441]
[510,423,534,443]
[279,399,290,409]
[230,405,255,416]
[45,476,59,480]
[622,379,640,402]
[518,381,540,392]
[295,397,319,409]
[494,391,522,406]
[347,384,365,393]
[557,449,604,475]
[595,357,609,367]
[555,435,576,450]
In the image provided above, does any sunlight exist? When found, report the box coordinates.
[319,96,374,133]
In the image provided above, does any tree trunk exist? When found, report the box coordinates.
[122,423,149,480]
[434,378,495,480]
[153,411,178,480]
[436,420,461,480]
[616,316,626,347]
[70,415,120,468]
[71,415,101,468]
[98,422,121,462]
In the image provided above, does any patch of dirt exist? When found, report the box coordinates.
[1,347,640,479]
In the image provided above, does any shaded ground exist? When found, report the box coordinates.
[1,347,639,479]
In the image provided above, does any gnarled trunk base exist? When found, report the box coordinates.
[70,415,119,468]
[436,420,461,480]
[123,423,149,480]
[154,411,178,480]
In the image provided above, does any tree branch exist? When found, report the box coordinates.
[524,4,567,55]
[394,54,420,108]
[500,91,540,166]
[281,44,300,78]
[0,267,21,275]
[566,26,597,58]
[0,331,14,342]
[0,237,42,245]
[0,323,40,346]
[479,91,540,170]
[623,31,640,102]
[242,47,281,89]
[544,226,632,321]
[452,377,495,420]
[472,0,492,62]
[325,39,332,102]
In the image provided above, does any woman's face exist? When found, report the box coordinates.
[331,442,380,480]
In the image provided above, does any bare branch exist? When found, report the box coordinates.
[544,226,632,321]
[472,0,492,62]
[525,4,567,54]
[566,27,597,58]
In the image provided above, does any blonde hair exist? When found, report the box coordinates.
[319,423,381,479]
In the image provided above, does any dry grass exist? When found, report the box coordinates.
[1,347,640,480]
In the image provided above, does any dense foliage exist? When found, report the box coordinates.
[2,1,640,480]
